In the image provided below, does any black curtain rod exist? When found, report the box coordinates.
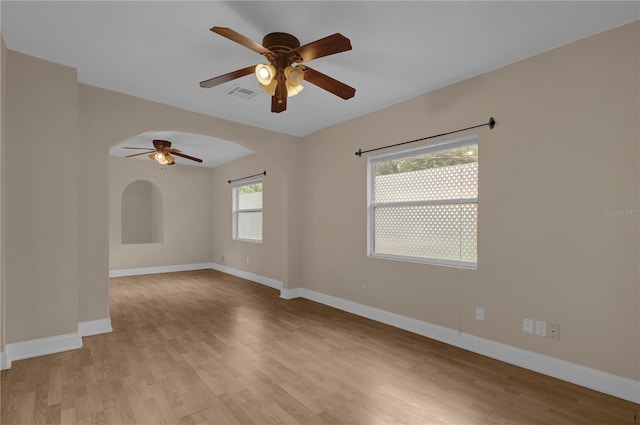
[355,117,496,157]
[227,170,266,184]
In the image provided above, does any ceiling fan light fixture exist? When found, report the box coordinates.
[255,63,275,85]
[259,80,277,96]
[201,27,355,112]
[285,66,304,87]
[286,84,304,97]
[154,152,166,161]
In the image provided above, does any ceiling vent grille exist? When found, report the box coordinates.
[225,85,260,101]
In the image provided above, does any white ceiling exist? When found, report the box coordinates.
[2,1,639,166]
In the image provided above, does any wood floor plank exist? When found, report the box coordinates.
[2,269,638,424]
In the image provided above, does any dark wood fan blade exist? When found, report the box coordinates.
[300,66,355,100]
[123,147,154,150]
[271,77,287,113]
[125,151,154,158]
[289,33,352,63]
[172,152,203,163]
[211,27,274,57]
[200,65,256,88]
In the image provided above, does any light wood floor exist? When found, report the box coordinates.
[1,270,638,425]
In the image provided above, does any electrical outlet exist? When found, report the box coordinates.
[361,280,367,293]
[535,320,547,337]
[246,256,250,264]
[523,318,533,334]
[549,322,560,340]
[475,307,485,321]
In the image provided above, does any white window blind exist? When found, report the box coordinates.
[233,178,263,242]
[368,136,478,268]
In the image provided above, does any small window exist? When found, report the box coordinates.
[233,178,263,242]
[367,135,478,268]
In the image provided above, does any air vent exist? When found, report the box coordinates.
[225,85,260,101]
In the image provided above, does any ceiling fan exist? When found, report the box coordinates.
[123,140,203,166]
[200,27,356,113]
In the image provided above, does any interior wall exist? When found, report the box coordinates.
[1,34,7,352]
[4,51,80,343]
[211,154,285,282]
[78,83,302,325]
[299,22,640,381]
[1,45,301,340]
[109,157,213,270]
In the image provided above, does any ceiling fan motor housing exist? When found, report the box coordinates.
[153,139,172,151]
[262,32,300,53]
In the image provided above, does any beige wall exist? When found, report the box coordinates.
[1,34,7,351]
[76,84,300,322]
[4,51,80,342]
[109,157,213,269]
[211,154,285,281]
[2,49,300,341]
[79,84,301,292]
[300,22,640,380]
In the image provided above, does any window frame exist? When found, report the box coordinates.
[367,135,478,269]
[232,177,263,243]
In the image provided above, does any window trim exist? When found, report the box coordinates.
[232,177,263,243]
[367,134,478,269]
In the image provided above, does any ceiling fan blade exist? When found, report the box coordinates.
[300,66,356,100]
[211,27,274,57]
[271,77,287,113]
[125,151,154,158]
[123,147,155,150]
[172,152,203,163]
[200,65,256,89]
[289,33,352,63]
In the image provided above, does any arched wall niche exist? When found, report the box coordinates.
[120,179,163,244]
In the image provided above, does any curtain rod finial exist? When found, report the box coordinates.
[355,149,362,157]
[489,117,496,129]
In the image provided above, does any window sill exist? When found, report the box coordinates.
[368,252,477,270]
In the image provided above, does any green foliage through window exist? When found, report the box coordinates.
[238,182,263,194]
[376,146,477,176]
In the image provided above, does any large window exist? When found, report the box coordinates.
[233,178,263,242]
[367,135,478,268]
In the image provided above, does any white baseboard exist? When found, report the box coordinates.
[0,317,113,370]
[5,332,82,365]
[109,263,213,278]
[280,287,304,299]
[209,263,283,290]
[0,352,9,370]
[110,262,284,291]
[78,317,112,337]
[282,287,640,404]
